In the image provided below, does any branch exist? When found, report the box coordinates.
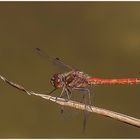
[0,75,140,128]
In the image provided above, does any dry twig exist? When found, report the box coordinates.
[0,75,140,128]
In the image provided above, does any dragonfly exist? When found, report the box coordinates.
[35,48,140,131]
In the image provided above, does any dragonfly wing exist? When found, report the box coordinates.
[83,105,89,133]
[35,48,74,71]
[59,88,81,121]
[81,91,90,133]
[73,88,92,132]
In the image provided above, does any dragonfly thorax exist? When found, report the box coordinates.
[50,70,91,89]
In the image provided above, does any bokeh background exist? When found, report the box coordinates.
[0,2,140,138]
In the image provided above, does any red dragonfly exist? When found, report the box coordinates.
[35,48,140,131]
[36,48,140,98]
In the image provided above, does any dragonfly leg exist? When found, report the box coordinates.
[48,88,57,95]
[86,89,92,106]
[67,88,72,99]
[59,85,70,102]
[66,89,70,100]
[59,86,66,98]
[65,87,73,101]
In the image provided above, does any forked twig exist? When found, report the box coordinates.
[0,75,140,128]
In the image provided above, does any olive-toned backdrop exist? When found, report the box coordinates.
[0,2,140,138]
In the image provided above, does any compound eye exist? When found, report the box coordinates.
[50,73,62,88]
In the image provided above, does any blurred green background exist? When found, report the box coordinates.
[0,2,140,138]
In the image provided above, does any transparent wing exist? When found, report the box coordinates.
[80,89,90,132]
[62,87,92,132]
[72,88,93,132]
[59,89,80,121]
[35,48,73,70]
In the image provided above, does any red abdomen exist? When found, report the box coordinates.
[87,77,140,85]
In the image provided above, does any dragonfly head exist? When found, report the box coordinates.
[50,73,63,88]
